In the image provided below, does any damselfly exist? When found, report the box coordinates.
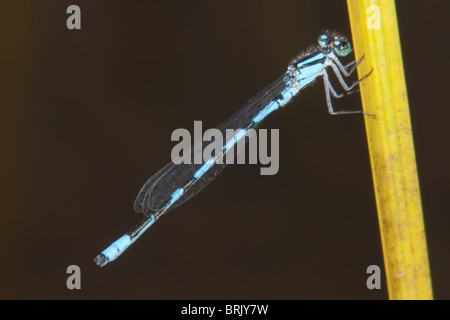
[94,30,373,267]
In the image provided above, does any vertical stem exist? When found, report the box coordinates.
[346,0,432,299]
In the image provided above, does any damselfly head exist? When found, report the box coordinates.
[317,31,352,57]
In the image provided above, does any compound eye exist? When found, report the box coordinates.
[318,33,330,48]
[334,39,352,57]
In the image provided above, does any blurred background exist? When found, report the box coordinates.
[1,0,449,299]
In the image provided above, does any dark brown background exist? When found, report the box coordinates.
[1,0,449,299]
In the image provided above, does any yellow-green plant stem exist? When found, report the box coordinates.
[347,0,432,299]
